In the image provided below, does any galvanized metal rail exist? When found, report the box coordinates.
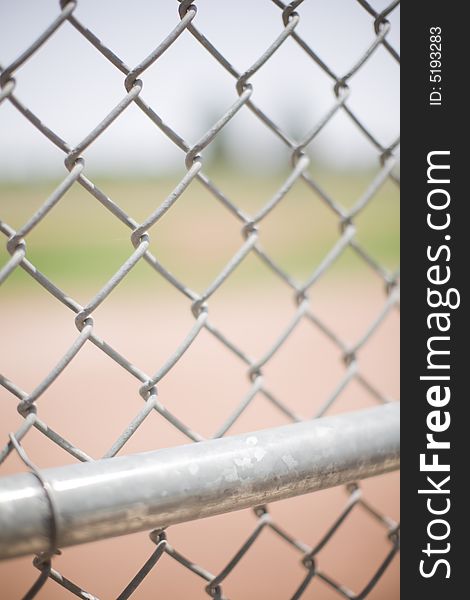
[0,403,399,561]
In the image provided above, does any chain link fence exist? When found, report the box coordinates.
[0,1,400,598]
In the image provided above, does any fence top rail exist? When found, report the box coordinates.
[0,403,399,561]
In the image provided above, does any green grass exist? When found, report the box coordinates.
[0,169,399,294]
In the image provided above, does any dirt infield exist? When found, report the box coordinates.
[0,279,399,598]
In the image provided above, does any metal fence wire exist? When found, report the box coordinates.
[0,1,400,598]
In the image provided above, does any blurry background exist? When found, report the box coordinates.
[0,0,399,179]
[0,0,399,598]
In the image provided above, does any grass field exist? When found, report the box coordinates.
[0,168,399,296]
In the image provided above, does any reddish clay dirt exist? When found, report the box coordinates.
[0,280,399,599]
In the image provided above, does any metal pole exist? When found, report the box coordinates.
[0,403,399,560]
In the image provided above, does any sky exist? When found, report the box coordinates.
[0,0,400,179]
